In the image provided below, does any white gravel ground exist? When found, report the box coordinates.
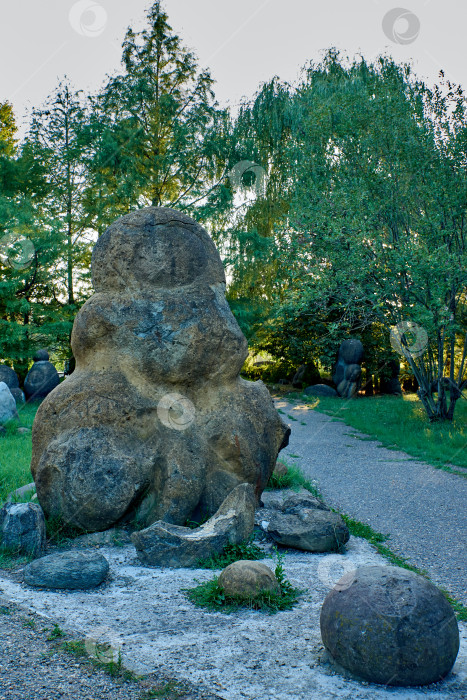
[0,536,465,700]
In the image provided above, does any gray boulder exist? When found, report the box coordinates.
[132,483,255,567]
[304,384,338,398]
[23,551,109,589]
[266,509,349,552]
[24,361,59,401]
[320,565,459,686]
[0,502,46,556]
[257,489,347,552]
[10,388,25,404]
[0,382,18,425]
[0,366,19,390]
[218,560,279,597]
[260,488,330,513]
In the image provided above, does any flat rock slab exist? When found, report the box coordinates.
[23,551,109,590]
[132,484,255,567]
[0,537,465,699]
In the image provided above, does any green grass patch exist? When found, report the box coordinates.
[340,514,467,620]
[266,461,321,498]
[0,401,39,504]
[196,537,265,569]
[45,515,88,545]
[293,393,467,472]
[185,551,303,614]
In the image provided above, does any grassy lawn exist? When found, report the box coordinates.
[0,402,39,503]
[287,392,467,473]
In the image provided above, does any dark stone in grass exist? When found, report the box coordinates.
[24,361,59,401]
[10,388,25,404]
[132,483,255,567]
[218,560,279,597]
[0,502,46,557]
[320,565,460,686]
[304,384,338,398]
[23,551,109,589]
[0,366,19,390]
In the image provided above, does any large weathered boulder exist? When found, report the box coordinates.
[31,208,290,533]
[24,359,59,401]
[0,502,46,556]
[0,382,18,425]
[23,551,109,589]
[320,565,460,686]
[0,366,19,390]
[132,483,255,567]
[332,340,364,398]
[218,560,280,597]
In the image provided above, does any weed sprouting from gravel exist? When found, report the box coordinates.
[185,550,303,614]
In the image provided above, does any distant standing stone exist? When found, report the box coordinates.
[320,565,460,686]
[23,551,110,589]
[0,503,46,557]
[0,382,18,425]
[218,560,280,597]
[24,360,59,401]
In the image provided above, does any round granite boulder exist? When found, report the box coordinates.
[218,560,280,597]
[320,565,460,686]
[23,551,109,590]
[0,366,19,390]
[24,361,59,401]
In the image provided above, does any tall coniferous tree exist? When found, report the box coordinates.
[91,1,229,218]
[28,82,92,307]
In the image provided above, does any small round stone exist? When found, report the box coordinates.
[320,565,460,686]
[218,560,280,597]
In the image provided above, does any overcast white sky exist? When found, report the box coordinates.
[1,0,466,133]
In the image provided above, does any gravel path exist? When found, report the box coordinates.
[276,397,467,605]
[0,599,221,700]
